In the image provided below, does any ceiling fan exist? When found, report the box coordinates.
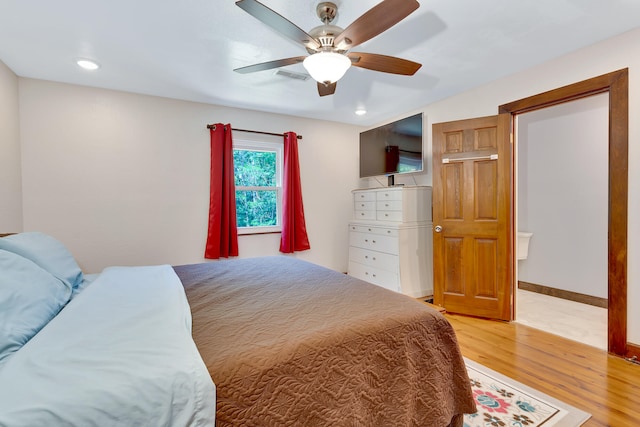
[234,0,422,97]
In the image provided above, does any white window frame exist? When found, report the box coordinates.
[233,139,283,235]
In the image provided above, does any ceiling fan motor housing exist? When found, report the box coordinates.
[307,24,344,53]
[307,2,343,53]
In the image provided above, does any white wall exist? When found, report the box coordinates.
[18,79,362,273]
[0,59,22,232]
[517,94,608,299]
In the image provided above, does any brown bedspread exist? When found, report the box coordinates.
[175,256,475,427]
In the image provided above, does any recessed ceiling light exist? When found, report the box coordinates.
[76,59,100,70]
[355,109,367,116]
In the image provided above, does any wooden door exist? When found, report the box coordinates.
[432,114,513,320]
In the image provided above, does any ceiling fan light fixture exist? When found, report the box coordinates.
[303,52,351,84]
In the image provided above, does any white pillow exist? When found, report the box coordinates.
[0,250,72,364]
[0,232,83,292]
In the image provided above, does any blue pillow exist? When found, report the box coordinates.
[0,232,83,292]
[0,250,72,364]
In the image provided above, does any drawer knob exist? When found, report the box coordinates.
[372,257,376,261]
[365,256,368,259]
[364,239,369,242]
[368,228,372,231]
[372,240,376,244]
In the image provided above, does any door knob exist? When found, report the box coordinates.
[434,225,443,233]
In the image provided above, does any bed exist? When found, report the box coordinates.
[177,256,475,426]
[0,232,475,426]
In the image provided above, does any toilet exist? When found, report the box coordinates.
[517,232,533,260]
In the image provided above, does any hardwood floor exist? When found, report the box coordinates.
[446,313,640,427]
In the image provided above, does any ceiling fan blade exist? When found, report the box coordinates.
[334,0,419,50]
[317,82,337,97]
[348,52,421,75]
[236,0,320,50]
[234,56,307,74]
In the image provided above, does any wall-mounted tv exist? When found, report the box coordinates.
[359,113,423,183]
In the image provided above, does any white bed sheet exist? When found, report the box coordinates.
[0,265,216,427]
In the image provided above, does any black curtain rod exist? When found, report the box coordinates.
[206,124,302,140]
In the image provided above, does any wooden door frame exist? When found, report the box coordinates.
[498,68,628,356]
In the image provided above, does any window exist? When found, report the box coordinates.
[233,140,283,234]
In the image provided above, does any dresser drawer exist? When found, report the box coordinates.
[376,200,403,211]
[354,200,376,211]
[349,224,399,237]
[376,210,403,222]
[349,246,398,272]
[349,231,399,255]
[353,191,376,202]
[348,261,400,293]
[376,190,403,201]
[354,210,376,220]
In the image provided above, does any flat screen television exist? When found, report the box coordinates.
[359,113,423,184]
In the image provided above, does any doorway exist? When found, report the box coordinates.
[499,68,629,356]
[514,93,609,350]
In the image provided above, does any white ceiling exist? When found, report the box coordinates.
[1,0,639,126]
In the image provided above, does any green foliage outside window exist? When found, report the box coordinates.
[234,149,278,228]
[234,150,276,187]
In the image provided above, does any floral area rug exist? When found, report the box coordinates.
[463,359,591,427]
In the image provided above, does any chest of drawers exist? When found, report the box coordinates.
[347,187,433,298]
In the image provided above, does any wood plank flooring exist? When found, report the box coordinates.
[446,313,640,427]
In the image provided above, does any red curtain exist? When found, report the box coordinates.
[279,132,310,253]
[205,124,239,259]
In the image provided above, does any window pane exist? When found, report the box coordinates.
[233,149,276,187]
[235,190,277,227]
